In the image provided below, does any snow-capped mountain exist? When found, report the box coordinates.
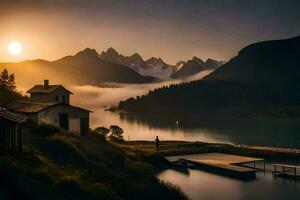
[171,57,224,79]
[100,48,175,79]
[141,57,175,79]
[100,47,224,80]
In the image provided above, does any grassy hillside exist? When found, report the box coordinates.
[0,126,187,200]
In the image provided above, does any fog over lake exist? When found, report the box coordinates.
[69,70,232,142]
[64,69,300,148]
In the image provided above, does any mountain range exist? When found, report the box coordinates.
[171,57,224,79]
[117,35,300,120]
[0,48,154,88]
[1,48,223,88]
[100,48,224,79]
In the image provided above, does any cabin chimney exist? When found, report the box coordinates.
[44,80,49,89]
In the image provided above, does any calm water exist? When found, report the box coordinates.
[70,77,300,148]
[70,81,300,199]
[157,166,300,200]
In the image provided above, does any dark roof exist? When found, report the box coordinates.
[5,101,57,113]
[5,101,91,114]
[0,107,27,123]
[27,85,73,94]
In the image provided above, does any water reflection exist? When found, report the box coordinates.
[157,169,300,200]
[70,79,300,148]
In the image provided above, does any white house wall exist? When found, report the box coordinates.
[37,104,89,134]
[69,118,81,135]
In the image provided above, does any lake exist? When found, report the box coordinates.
[157,164,300,200]
[69,74,300,148]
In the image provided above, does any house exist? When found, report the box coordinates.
[27,80,73,104]
[0,107,27,152]
[6,80,91,136]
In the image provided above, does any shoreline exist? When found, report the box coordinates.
[118,140,300,163]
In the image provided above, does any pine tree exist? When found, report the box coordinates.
[0,69,9,86]
[8,73,16,90]
[0,69,16,90]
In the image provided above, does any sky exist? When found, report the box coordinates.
[0,0,300,64]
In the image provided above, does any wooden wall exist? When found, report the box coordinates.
[0,118,22,153]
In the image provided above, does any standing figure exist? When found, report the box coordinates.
[155,136,160,152]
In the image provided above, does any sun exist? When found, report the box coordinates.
[8,41,22,56]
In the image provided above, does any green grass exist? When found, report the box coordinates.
[0,126,188,200]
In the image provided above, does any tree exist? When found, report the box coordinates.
[0,69,16,90]
[8,73,16,90]
[0,69,9,86]
[94,126,110,137]
[109,125,124,142]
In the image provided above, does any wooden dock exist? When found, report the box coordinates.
[272,164,300,179]
[166,153,265,179]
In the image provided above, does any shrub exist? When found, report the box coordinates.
[94,127,110,136]
[109,125,124,142]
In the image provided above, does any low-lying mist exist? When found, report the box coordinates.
[70,70,213,110]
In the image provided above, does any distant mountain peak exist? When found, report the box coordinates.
[106,47,119,54]
[174,61,186,71]
[146,57,164,64]
[206,58,217,62]
[191,57,205,64]
[76,48,99,57]
[101,47,119,57]
[130,53,143,60]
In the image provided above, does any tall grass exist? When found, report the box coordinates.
[0,125,188,200]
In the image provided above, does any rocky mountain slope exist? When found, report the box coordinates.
[0,48,154,88]
[100,48,224,80]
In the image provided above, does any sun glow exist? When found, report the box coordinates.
[8,41,22,56]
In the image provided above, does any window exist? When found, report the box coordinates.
[62,95,65,103]
[55,95,58,101]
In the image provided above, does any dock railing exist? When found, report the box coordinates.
[272,164,300,179]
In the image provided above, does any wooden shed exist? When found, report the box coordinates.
[0,107,27,153]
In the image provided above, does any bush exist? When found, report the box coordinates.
[109,125,124,142]
[94,127,110,137]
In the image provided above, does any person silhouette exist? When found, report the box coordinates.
[155,136,160,152]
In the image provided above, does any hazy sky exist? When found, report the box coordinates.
[1,0,300,64]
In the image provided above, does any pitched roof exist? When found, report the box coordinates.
[27,85,73,94]
[5,101,57,113]
[5,101,91,114]
[0,107,27,123]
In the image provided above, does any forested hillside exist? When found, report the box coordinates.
[117,36,300,119]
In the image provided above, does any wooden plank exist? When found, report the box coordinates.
[186,159,257,173]
[166,153,265,179]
